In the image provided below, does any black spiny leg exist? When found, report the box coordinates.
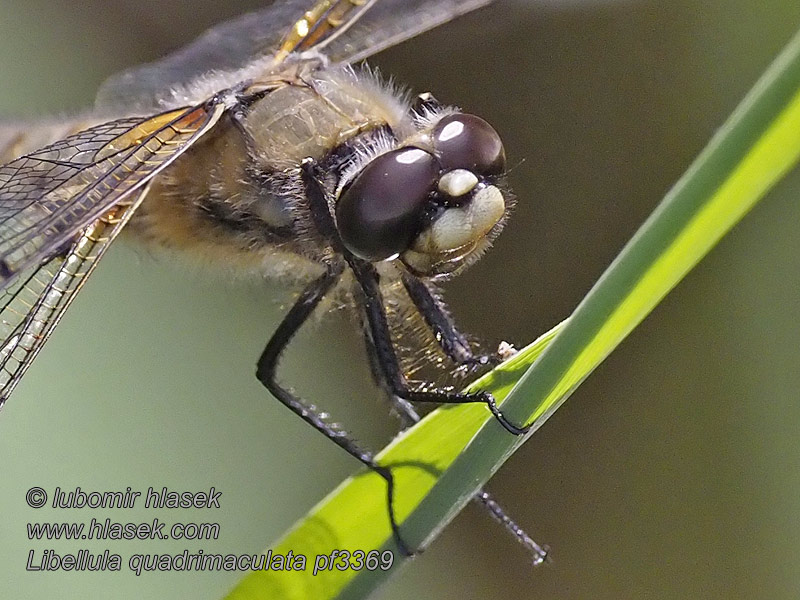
[255,261,412,556]
[350,259,531,436]
[401,272,503,371]
[358,277,547,564]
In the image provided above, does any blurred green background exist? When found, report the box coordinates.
[1,1,800,598]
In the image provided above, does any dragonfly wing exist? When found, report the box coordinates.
[0,94,230,405]
[95,0,313,112]
[0,99,228,286]
[0,188,147,407]
[316,0,496,64]
[96,0,496,112]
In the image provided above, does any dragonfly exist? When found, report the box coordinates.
[0,0,546,563]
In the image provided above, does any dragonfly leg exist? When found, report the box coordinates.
[354,262,547,564]
[350,259,531,435]
[400,271,507,371]
[361,321,548,564]
[255,260,413,556]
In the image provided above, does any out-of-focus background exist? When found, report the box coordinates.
[1,1,800,598]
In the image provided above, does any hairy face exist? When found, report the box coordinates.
[335,109,511,277]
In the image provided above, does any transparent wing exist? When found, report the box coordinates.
[1,120,94,165]
[0,189,147,407]
[96,0,495,112]
[96,0,310,111]
[315,0,495,64]
[0,99,227,285]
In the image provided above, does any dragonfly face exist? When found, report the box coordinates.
[335,109,509,275]
[0,0,546,565]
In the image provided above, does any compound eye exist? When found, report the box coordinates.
[336,147,438,261]
[433,113,506,176]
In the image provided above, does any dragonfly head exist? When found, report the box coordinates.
[335,102,511,278]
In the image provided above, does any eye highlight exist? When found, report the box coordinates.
[336,147,438,261]
[433,113,506,176]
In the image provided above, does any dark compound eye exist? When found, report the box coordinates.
[432,113,506,176]
[336,147,439,261]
